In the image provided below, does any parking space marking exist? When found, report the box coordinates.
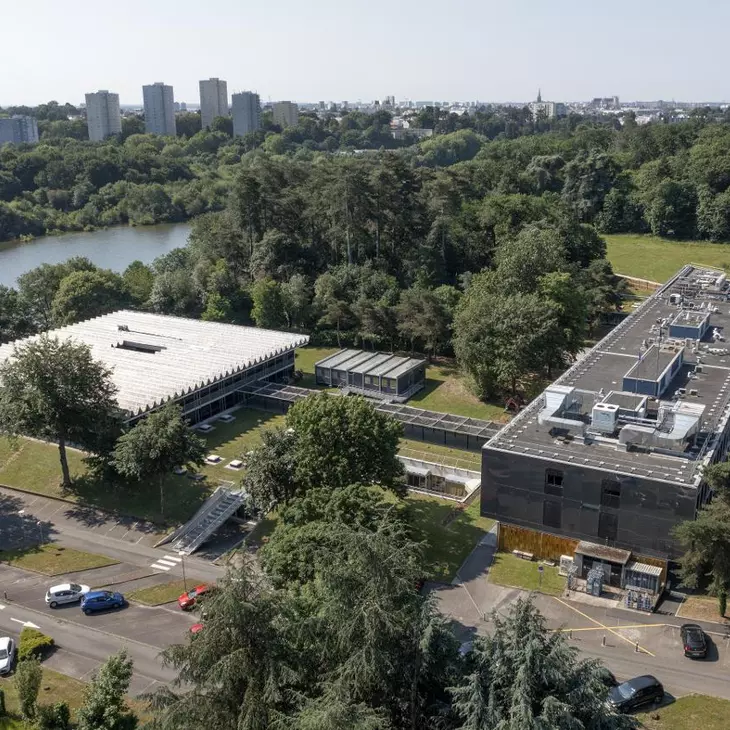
[552,596,656,656]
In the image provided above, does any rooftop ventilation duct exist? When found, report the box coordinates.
[537,385,586,436]
[618,400,704,453]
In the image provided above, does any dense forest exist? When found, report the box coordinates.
[5,106,730,398]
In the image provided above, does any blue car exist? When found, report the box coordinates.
[80,590,125,615]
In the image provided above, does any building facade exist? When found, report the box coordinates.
[85,90,122,141]
[0,115,39,145]
[273,100,299,128]
[143,83,176,136]
[199,78,228,129]
[482,265,730,563]
[231,92,261,137]
[528,90,566,120]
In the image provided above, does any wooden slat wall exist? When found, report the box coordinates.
[498,523,578,560]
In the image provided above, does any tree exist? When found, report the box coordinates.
[14,656,42,720]
[0,336,119,486]
[241,427,298,509]
[76,651,138,730]
[643,180,698,238]
[281,274,312,330]
[210,116,233,136]
[674,462,730,614]
[451,597,635,730]
[122,260,155,304]
[287,393,403,494]
[112,403,206,518]
[0,285,34,343]
[396,287,450,356]
[561,150,619,222]
[201,291,232,322]
[51,269,129,325]
[250,277,287,329]
[36,702,71,730]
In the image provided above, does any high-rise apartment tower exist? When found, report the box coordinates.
[199,78,228,129]
[143,82,176,136]
[231,92,261,137]
[85,90,122,141]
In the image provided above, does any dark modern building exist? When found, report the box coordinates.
[315,349,426,400]
[482,265,730,576]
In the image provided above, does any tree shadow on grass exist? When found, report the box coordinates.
[405,496,489,584]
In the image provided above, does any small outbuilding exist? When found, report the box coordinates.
[314,349,426,400]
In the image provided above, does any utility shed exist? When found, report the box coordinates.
[315,349,426,400]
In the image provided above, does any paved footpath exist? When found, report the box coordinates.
[432,524,730,702]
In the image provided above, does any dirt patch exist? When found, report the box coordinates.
[676,595,730,625]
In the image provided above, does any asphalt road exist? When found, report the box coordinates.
[435,526,730,702]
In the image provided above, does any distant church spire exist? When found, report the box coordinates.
[537,88,542,103]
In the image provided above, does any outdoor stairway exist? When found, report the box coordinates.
[164,486,247,555]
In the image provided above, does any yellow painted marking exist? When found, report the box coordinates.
[553,596,655,656]
[553,623,669,633]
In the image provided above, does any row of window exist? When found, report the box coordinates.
[544,469,622,509]
[542,500,619,540]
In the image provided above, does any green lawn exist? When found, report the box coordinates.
[128,579,188,606]
[399,438,481,471]
[0,544,117,575]
[408,360,507,421]
[295,346,338,389]
[488,552,565,596]
[637,695,730,730]
[0,667,149,727]
[605,233,730,283]
[403,494,494,582]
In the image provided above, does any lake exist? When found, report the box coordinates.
[0,223,192,288]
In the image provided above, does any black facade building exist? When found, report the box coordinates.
[482,266,730,562]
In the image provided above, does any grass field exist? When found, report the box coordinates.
[605,233,730,283]
[399,438,481,470]
[0,544,117,575]
[488,552,565,596]
[637,694,730,729]
[402,494,494,582]
[295,346,338,389]
[128,579,188,606]
[0,667,149,728]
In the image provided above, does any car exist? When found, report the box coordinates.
[80,590,125,615]
[596,667,618,687]
[0,637,16,675]
[45,583,90,608]
[189,623,204,634]
[178,584,212,611]
[607,675,664,713]
[680,623,707,658]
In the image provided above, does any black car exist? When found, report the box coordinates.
[680,623,707,658]
[608,675,664,713]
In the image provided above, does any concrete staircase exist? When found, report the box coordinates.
[164,486,247,555]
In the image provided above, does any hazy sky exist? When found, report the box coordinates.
[2,0,728,106]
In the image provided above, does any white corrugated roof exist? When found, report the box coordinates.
[624,560,663,577]
[0,311,309,416]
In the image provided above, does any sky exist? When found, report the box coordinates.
[2,0,728,106]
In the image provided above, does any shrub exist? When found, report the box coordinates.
[0,686,5,716]
[14,656,42,719]
[18,627,54,661]
[36,701,71,730]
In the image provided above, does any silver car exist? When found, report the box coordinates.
[45,582,90,608]
[0,637,16,675]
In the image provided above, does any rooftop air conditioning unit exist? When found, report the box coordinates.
[592,402,619,434]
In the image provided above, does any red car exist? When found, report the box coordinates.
[178,584,211,611]
[189,622,204,634]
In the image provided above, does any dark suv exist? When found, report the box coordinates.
[680,623,707,658]
[608,675,664,712]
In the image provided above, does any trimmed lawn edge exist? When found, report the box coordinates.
[128,579,188,606]
[0,545,119,576]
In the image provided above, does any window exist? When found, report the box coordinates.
[544,469,564,496]
[598,512,618,541]
[601,479,621,509]
[543,500,562,529]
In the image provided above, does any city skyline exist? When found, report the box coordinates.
[2,0,730,106]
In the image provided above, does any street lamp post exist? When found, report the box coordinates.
[37,521,44,545]
[178,551,187,591]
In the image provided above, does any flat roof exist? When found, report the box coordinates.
[485,265,730,487]
[316,349,425,379]
[0,311,308,417]
[624,345,680,382]
[575,541,631,564]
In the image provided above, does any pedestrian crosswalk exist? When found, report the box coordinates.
[150,554,183,572]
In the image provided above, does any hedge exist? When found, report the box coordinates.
[18,627,54,661]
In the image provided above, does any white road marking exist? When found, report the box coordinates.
[10,618,40,629]
[162,556,182,563]
[0,604,5,610]
[155,559,177,567]
[150,563,171,571]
